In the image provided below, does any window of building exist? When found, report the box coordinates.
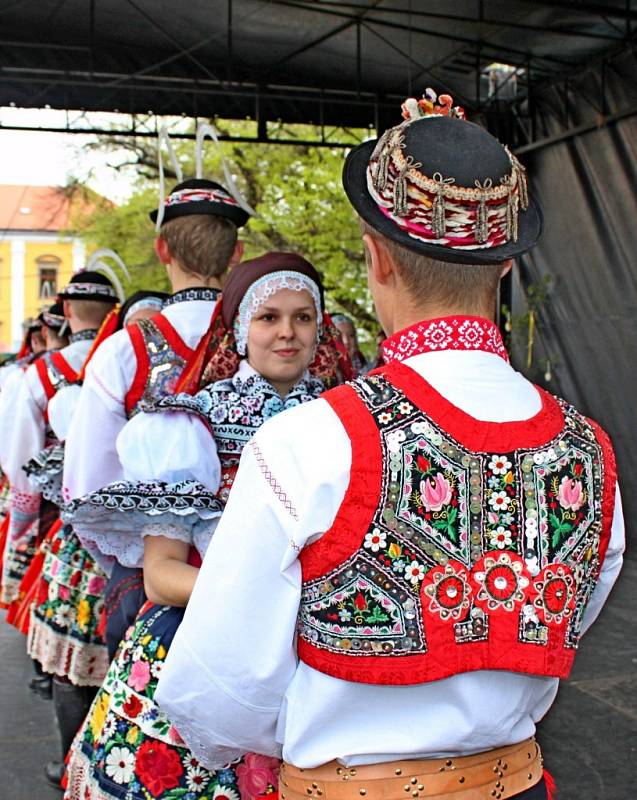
[37,255,61,299]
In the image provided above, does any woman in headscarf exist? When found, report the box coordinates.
[63,253,351,800]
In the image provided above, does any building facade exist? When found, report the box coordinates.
[0,185,88,351]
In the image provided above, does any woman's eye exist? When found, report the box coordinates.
[297,313,313,322]
[259,314,276,321]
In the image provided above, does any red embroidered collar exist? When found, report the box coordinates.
[381,315,509,364]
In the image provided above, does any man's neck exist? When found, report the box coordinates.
[170,271,223,293]
[68,320,98,334]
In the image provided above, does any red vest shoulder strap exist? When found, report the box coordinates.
[124,314,194,415]
[300,382,382,582]
[34,358,56,402]
[48,351,79,384]
[152,314,194,361]
[124,321,151,416]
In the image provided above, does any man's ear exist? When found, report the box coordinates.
[363,233,395,287]
[500,259,513,278]
[229,240,244,267]
[154,236,171,265]
[62,299,72,319]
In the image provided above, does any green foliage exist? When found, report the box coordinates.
[72,120,379,351]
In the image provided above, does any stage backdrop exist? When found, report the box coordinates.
[510,59,637,548]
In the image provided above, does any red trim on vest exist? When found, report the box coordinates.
[124,322,150,415]
[300,383,382,583]
[124,314,194,415]
[297,631,575,685]
[586,416,617,570]
[34,358,56,402]
[386,360,564,451]
[152,314,194,361]
[49,351,79,384]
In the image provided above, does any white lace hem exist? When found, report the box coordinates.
[27,612,109,687]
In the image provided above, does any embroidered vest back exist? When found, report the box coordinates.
[124,315,193,417]
[297,362,616,685]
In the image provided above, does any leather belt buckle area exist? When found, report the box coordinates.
[280,738,544,800]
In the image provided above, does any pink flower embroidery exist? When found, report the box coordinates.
[557,476,584,511]
[128,659,151,692]
[236,753,280,800]
[420,473,452,511]
[58,585,70,601]
[87,575,106,595]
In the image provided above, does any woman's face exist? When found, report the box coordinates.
[246,288,318,397]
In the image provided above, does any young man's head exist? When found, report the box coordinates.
[342,93,542,334]
[57,272,118,335]
[155,214,242,289]
[360,219,510,335]
[39,302,68,350]
[26,323,46,354]
[151,179,249,291]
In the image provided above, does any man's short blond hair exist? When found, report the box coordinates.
[360,220,503,316]
[68,299,115,328]
[159,214,237,280]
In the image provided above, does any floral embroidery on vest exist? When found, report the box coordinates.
[298,368,613,684]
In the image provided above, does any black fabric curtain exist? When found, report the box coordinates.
[510,56,637,539]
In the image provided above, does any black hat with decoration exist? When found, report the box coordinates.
[38,301,66,331]
[342,90,542,264]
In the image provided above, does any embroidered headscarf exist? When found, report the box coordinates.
[176,252,354,393]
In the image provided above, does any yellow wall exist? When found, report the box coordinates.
[0,235,79,352]
[23,239,75,321]
[0,241,11,352]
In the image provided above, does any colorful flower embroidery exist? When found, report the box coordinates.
[128,659,151,692]
[105,746,135,784]
[363,529,387,552]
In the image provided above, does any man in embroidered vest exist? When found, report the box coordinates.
[63,179,248,659]
[1,278,116,607]
[155,94,625,800]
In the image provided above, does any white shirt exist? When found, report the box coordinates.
[155,350,625,769]
[2,339,93,495]
[63,298,217,505]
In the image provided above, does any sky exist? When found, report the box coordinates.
[0,107,140,204]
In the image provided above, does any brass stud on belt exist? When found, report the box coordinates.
[502,762,508,770]
[395,769,402,776]
[459,777,465,784]
[493,767,499,774]
[317,790,323,796]
[336,768,343,775]
[417,785,424,791]
[350,770,357,776]
[404,785,411,792]
[445,760,453,767]
[359,789,367,796]
[412,791,419,798]
[410,777,418,785]
[312,783,318,788]
[343,776,350,781]
[528,774,533,780]
[306,789,312,795]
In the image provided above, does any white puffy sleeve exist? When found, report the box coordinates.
[66,406,221,571]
